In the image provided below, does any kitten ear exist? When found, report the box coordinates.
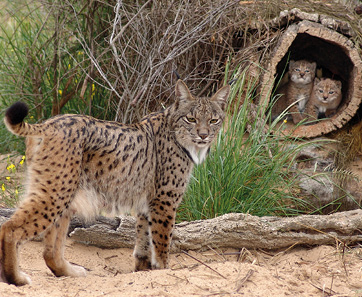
[314,77,320,85]
[311,62,317,71]
[335,80,342,89]
[289,60,295,69]
[175,80,194,102]
[211,85,230,111]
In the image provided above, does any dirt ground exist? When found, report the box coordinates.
[0,240,361,297]
[2,152,362,296]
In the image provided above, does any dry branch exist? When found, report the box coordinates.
[1,208,362,251]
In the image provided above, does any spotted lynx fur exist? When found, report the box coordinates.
[303,77,342,122]
[0,80,229,286]
[272,60,316,124]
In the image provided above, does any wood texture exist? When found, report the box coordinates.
[2,208,362,251]
[259,11,362,138]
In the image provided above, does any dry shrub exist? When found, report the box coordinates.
[51,0,298,123]
[3,0,361,125]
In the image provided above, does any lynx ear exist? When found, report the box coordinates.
[314,77,320,85]
[335,80,342,89]
[175,80,194,102]
[311,61,317,71]
[289,60,295,69]
[211,85,230,111]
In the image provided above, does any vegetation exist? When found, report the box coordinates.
[0,155,25,207]
[178,67,320,221]
[0,0,359,218]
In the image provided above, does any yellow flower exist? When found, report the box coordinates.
[1,184,5,192]
[68,64,71,69]
[6,164,15,171]
[58,89,63,96]
[5,177,10,181]
[20,156,25,165]
[15,189,19,195]
[91,83,96,98]
[283,119,287,123]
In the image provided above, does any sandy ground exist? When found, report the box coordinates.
[0,240,362,296]
[2,149,362,296]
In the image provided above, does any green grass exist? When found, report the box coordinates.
[0,1,113,154]
[177,67,324,222]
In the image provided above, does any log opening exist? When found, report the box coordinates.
[260,19,362,138]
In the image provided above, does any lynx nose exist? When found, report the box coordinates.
[198,132,208,140]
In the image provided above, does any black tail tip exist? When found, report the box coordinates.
[5,102,29,125]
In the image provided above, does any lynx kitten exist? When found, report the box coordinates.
[0,80,229,286]
[272,60,316,124]
[304,77,342,122]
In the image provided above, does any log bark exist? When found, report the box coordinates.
[1,208,362,251]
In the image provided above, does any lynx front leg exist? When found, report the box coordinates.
[133,213,152,271]
[148,201,176,269]
[43,211,86,278]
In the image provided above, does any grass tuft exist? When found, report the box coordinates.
[178,67,324,221]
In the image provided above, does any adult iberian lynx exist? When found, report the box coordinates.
[0,80,229,286]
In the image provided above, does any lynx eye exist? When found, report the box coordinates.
[185,116,196,123]
[210,119,219,124]
[329,91,334,94]
[319,89,323,93]
[305,70,310,73]
[295,68,300,72]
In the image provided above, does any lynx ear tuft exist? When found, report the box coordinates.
[211,85,230,111]
[175,80,194,102]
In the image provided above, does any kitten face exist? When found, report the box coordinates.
[313,78,342,109]
[289,60,317,85]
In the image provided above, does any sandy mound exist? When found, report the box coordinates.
[1,240,362,296]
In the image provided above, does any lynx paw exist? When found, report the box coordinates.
[1,271,32,286]
[65,263,87,277]
[134,255,151,271]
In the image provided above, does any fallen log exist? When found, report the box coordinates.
[1,208,362,251]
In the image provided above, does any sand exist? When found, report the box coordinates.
[0,239,362,296]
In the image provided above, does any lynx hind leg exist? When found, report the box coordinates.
[43,211,86,278]
[134,213,152,271]
[0,173,80,285]
[0,204,52,286]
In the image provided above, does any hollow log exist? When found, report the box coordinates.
[1,208,362,251]
[259,10,362,138]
